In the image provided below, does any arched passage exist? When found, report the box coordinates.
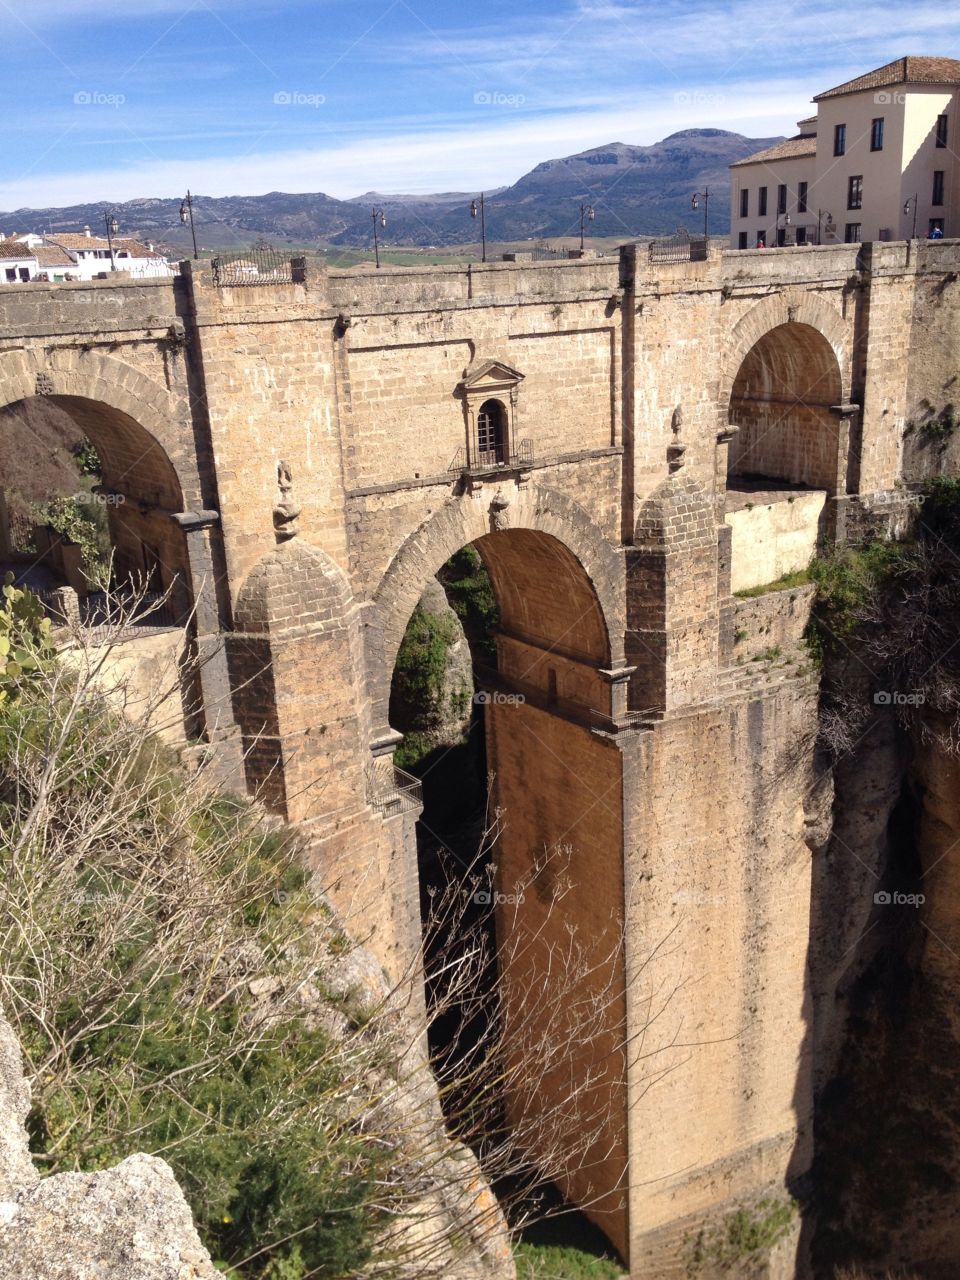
[727,321,845,493]
[0,392,188,604]
[378,496,629,1262]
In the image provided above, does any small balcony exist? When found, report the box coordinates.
[448,437,534,477]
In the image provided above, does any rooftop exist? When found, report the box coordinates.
[814,55,960,101]
[730,136,818,168]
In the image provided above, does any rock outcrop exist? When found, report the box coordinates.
[0,1008,219,1280]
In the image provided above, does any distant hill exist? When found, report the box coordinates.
[0,129,781,253]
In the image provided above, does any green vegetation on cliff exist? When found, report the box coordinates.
[0,619,395,1278]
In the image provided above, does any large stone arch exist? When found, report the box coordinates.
[0,347,199,509]
[365,483,625,732]
[719,290,851,412]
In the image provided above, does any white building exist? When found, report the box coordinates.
[0,226,175,282]
[41,228,175,279]
[730,56,960,248]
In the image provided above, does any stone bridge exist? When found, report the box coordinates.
[1,237,957,1275]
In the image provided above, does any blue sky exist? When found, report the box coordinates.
[2,0,959,208]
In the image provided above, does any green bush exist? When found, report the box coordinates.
[0,665,392,1278]
[31,493,111,589]
[439,545,500,665]
[514,1242,625,1279]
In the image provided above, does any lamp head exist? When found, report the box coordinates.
[691,194,699,210]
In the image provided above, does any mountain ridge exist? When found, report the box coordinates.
[0,128,783,252]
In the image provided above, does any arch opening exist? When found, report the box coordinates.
[386,526,627,1266]
[0,394,187,601]
[0,394,198,734]
[727,321,844,495]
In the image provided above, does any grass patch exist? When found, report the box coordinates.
[514,1242,625,1279]
[734,567,812,599]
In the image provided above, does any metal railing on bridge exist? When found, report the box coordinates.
[211,245,301,287]
[648,227,709,264]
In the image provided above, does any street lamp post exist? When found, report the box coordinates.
[691,187,709,237]
[777,212,792,247]
[103,213,119,271]
[470,193,487,263]
[179,190,199,259]
[817,209,833,245]
[579,202,595,253]
[371,207,386,269]
[904,193,919,239]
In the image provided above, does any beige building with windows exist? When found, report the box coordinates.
[730,56,960,248]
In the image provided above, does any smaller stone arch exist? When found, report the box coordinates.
[719,290,850,412]
[0,347,200,508]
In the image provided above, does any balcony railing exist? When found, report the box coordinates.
[448,437,534,475]
[370,761,423,817]
[31,586,179,643]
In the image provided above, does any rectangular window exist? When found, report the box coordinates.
[795,226,808,245]
[777,183,787,214]
[740,188,749,218]
[933,170,945,206]
[834,123,846,156]
[844,222,861,243]
[936,115,948,148]
[738,231,748,249]
[797,181,808,213]
[4,268,15,282]
[929,218,945,237]
[870,117,884,151]
[756,230,766,248]
[847,175,863,210]
[758,186,768,216]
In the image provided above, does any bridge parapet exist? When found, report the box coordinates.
[0,274,181,341]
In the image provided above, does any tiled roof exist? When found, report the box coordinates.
[815,56,960,101]
[42,232,164,260]
[730,136,817,168]
[35,245,74,268]
[44,233,108,250]
[113,237,163,260]
[0,241,36,260]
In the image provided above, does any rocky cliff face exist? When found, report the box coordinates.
[809,689,960,1278]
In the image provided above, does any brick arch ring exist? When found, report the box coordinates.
[0,346,201,509]
[718,290,852,412]
[364,483,626,728]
